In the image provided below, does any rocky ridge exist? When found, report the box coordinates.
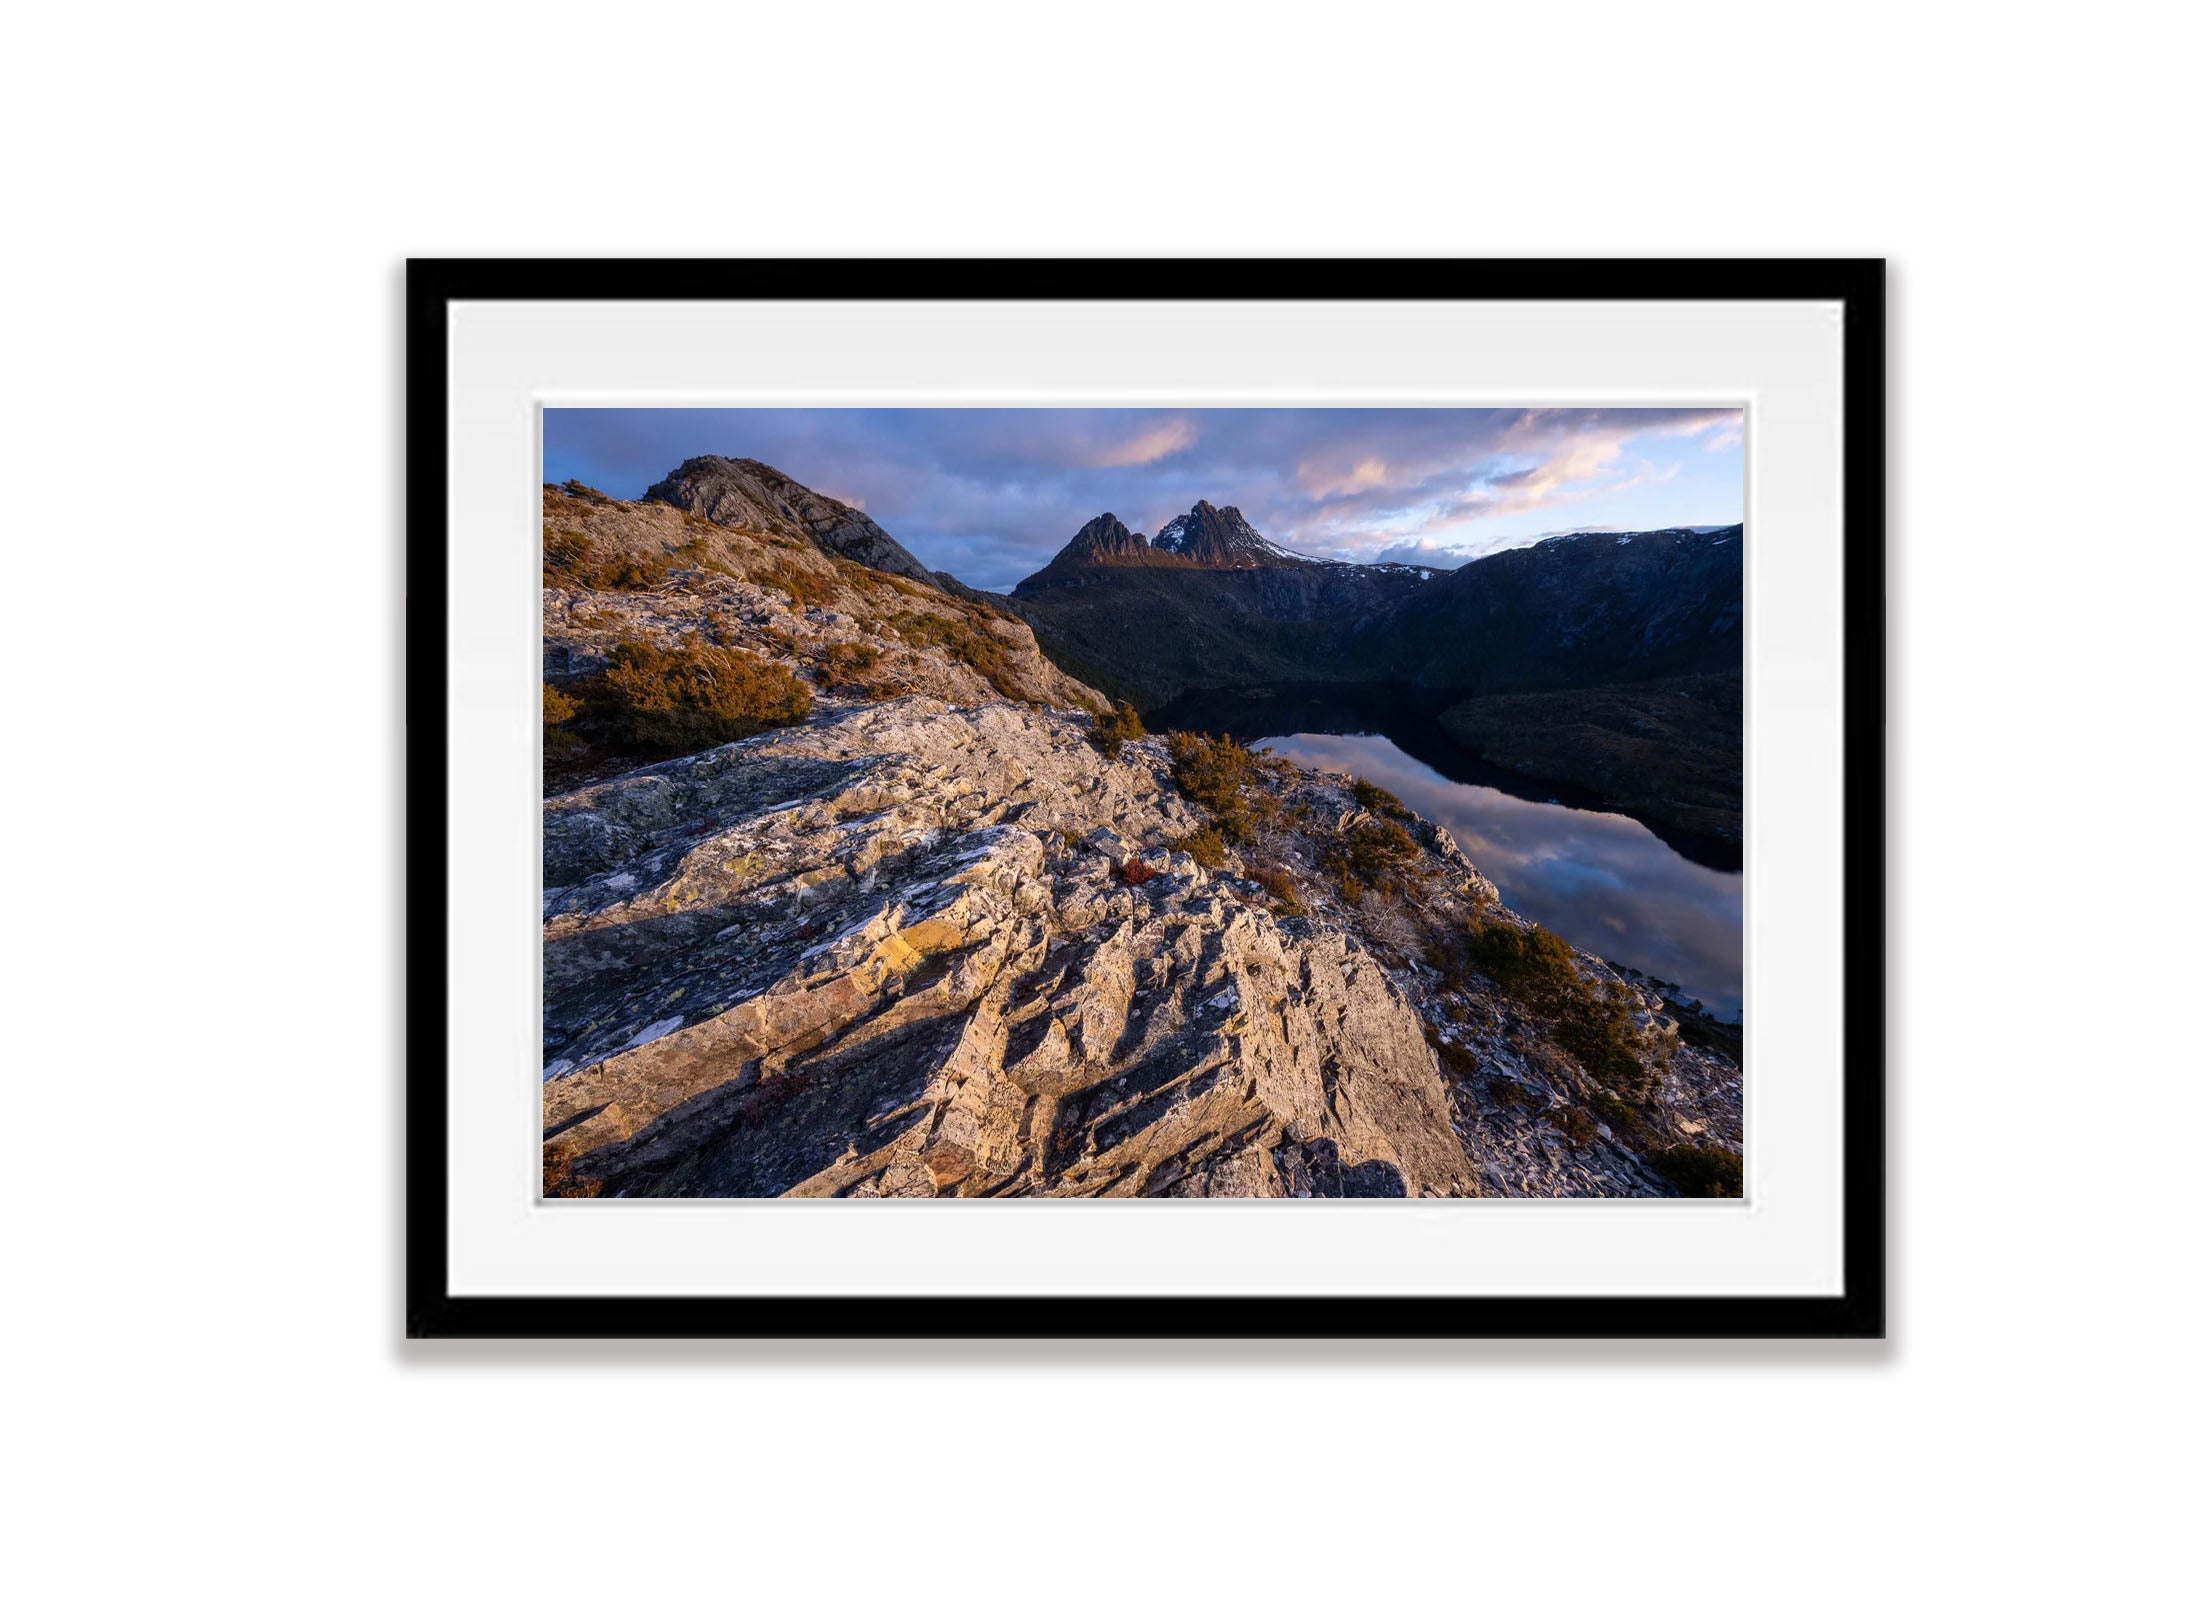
[542,482,1094,771]
[543,702,1487,1198]
[644,455,942,586]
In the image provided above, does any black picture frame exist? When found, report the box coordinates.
[406,258,1886,1339]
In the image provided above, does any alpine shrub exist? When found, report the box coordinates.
[583,634,811,754]
[1089,701,1146,758]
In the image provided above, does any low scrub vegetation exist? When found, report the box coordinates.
[1322,817,1421,901]
[1428,1032,1476,1081]
[756,555,841,610]
[568,633,812,754]
[1088,701,1146,759]
[888,609,1032,703]
[1468,922,1583,1000]
[1590,1092,1640,1133]
[1651,1143,1743,1198]
[1350,778,1412,820]
[672,536,741,581]
[543,683,584,753]
[542,1147,604,1199]
[1351,888,1425,952]
[545,526,592,572]
[1165,731,1274,843]
[812,640,885,694]
[1169,825,1227,870]
[1550,1103,1597,1149]
[1482,1072,1528,1109]
[1247,863,1305,916]
[543,526,677,592]
[851,567,936,601]
[592,552,677,590]
[1464,921,1663,1090]
[1116,858,1158,887]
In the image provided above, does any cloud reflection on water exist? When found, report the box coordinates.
[1258,732,1743,1019]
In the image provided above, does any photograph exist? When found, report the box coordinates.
[538,406,1747,1201]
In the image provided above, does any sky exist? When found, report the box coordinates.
[544,407,1745,591]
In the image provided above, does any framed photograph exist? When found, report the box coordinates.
[407,259,1884,1338]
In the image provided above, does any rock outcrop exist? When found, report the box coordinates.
[1048,511,1167,569]
[542,701,1481,1198]
[645,455,941,586]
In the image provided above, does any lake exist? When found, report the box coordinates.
[1149,685,1743,1020]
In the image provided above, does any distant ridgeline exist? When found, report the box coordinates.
[1006,503,1740,707]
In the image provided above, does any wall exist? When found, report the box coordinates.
[7,3,2186,1594]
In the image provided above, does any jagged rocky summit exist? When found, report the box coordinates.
[1018,500,1335,588]
[1151,499,1320,567]
[644,455,943,587]
[538,474,1742,1200]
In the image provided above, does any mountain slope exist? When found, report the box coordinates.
[1007,512,1741,704]
[541,481,1099,793]
[1436,672,1744,847]
[644,455,941,586]
[1382,527,1742,695]
[1003,561,1433,704]
[1004,501,1438,702]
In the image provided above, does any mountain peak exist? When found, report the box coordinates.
[1150,501,1320,568]
[1063,511,1148,561]
[644,455,938,586]
[1015,502,1331,593]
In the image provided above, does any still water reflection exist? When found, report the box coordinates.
[1258,731,1743,1020]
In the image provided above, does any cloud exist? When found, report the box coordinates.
[543,406,1744,591]
[1365,538,1476,569]
[1295,455,1395,497]
[1080,415,1198,468]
